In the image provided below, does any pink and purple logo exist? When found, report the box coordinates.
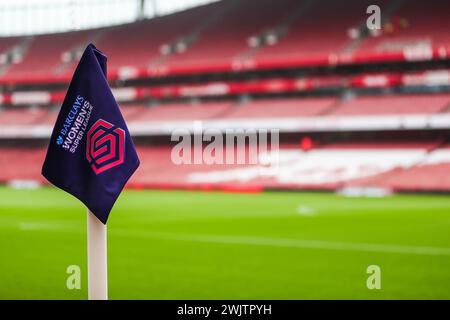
[86,119,125,174]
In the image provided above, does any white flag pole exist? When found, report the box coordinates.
[87,209,108,300]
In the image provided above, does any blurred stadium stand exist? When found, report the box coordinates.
[0,0,449,193]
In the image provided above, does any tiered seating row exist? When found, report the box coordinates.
[0,0,449,83]
[2,143,450,192]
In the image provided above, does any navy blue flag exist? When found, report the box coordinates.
[42,43,140,224]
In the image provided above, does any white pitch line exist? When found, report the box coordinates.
[17,221,80,231]
[14,222,450,257]
[114,230,450,257]
[296,205,317,216]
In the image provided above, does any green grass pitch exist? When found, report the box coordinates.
[0,186,449,299]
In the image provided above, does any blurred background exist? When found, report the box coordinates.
[0,0,449,191]
[0,0,449,299]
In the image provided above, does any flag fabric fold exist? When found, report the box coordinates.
[42,43,139,224]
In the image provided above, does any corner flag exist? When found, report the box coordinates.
[42,43,139,300]
[42,43,140,224]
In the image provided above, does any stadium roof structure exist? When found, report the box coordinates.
[0,0,220,37]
